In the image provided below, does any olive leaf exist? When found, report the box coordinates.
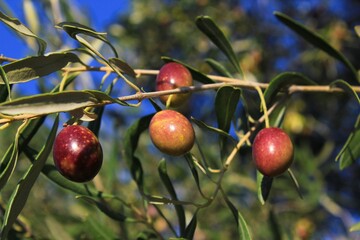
[0,53,80,84]
[0,10,47,55]
[274,11,359,83]
[196,16,243,77]
[1,116,59,240]
[56,22,118,58]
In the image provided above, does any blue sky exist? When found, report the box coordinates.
[1,0,130,58]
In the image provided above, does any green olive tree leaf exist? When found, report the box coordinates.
[0,90,126,116]
[109,58,136,78]
[205,58,233,78]
[215,86,241,133]
[183,210,198,240]
[161,56,215,84]
[0,85,11,103]
[123,114,154,191]
[222,191,252,240]
[215,86,241,158]
[0,10,47,55]
[1,116,59,240]
[274,11,359,83]
[191,117,236,143]
[56,21,118,58]
[184,153,208,199]
[330,80,360,104]
[287,168,303,199]
[0,53,80,84]
[336,116,360,170]
[0,65,11,101]
[196,16,243,77]
[257,171,273,205]
[158,159,186,236]
[269,103,287,128]
[0,121,29,192]
[264,72,316,106]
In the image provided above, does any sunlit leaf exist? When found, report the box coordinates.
[336,116,360,170]
[23,0,39,35]
[158,159,186,236]
[257,171,273,205]
[196,16,243,77]
[350,221,360,232]
[161,56,215,84]
[0,10,46,55]
[274,11,359,83]
[355,26,360,38]
[222,192,252,239]
[56,21,118,58]
[205,58,233,78]
[0,90,126,116]
[264,72,316,105]
[0,53,80,84]
[123,114,154,190]
[1,116,59,239]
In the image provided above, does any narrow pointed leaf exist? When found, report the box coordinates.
[0,90,125,116]
[161,56,214,84]
[222,192,252,239]
[0,10,46,55]
[158,159,186,236]
[205,58,233,78]
[191,117,236,143]
[109,58,136,78]
[215,86,241,133]
[0,121,29,192]
[0,53,80,84]
[336,116,360,169]
[183,211,198,239]
[184,153,207,199]
[56,21,118,58]
[196,16,243,76]
[330,80,360,104]
[1,116,59,239]
[257,171,273,205]
[264,72,316,105]
[287,168,303,199]
[0,65,11,100]
[274,11,359,83]
[123,114,154,190]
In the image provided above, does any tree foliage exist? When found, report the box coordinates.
[0,1,359,239]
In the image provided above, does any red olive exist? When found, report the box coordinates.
[252,127,294,177]
[53,125,103,182]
